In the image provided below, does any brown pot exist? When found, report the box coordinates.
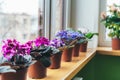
[49,52,62,69]
[0,68,27,80]
[27,61,47,79]
[72,43,80,57]
[112,38,120,50]
[62,47,73,62]
[79,42,88,52]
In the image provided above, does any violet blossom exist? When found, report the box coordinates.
[34,37,49,47]
[50,38,65,48]
[56,30,84,45]
[1,39,33,60]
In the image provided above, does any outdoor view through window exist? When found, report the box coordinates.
[0,0,44,47]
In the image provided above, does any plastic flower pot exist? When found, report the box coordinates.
[0,68,27,80]
[72,43,80,57]
[79,42,88,52]
[27,61,47,79]
[61,46,73,62]
[49,51,62,69]
[112,38,120,50]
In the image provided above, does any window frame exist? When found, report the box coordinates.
[43,0,51,38]
[40,0,71,39]
[98,0,111,47]
[50,0,71,39]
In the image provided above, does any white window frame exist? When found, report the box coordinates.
[50,0,71,39]
[43,0,71,39]
[44,0,51,38]
[63,0,71,29]
[98,0,111,47]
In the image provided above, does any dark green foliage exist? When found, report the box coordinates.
[39,56,51,67]
[0,55,33,71]
[30,46,60,67]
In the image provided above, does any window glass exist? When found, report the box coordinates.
[0,0,44,46]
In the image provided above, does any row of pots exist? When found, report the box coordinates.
[0,42,88,80]
[28,42,88,79]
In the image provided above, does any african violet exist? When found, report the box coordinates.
[50,38,65,50]
[0,39,34,71]
[30,36,60,67]
[56,29,84,46]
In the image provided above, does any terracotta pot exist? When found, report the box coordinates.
[0,68,27,80]
[79,42,88,52]
[27,61,47,79]
[62,47,73,62]
[49,52,62,69]
[72,43,80,57]
[112,38,120,50]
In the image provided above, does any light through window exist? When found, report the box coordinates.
[0,0,45,46]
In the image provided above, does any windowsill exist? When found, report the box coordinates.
[27,47,120,80]
[97,47,120,56]
[27,48,96,80]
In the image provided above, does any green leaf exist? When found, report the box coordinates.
[39,56,51,67]
[0,66,16,74]
[85,32,98,39]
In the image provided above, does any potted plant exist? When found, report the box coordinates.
[56,29,83,61]
[0,39,33,80]
[71,31,84,57]
[101,4,120,50]
[49,38,65,69]
[27,36,59,79]
[78,29,98,52]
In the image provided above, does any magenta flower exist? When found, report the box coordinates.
[1,39,33,60]
[34,37,49,47]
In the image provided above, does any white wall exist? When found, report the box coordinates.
[70,0,99,48]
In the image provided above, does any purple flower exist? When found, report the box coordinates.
[56,30,68,39]
[56,30,84,45]
[34,36,50,47]
[68,30,84,40]
[50,38,65,48]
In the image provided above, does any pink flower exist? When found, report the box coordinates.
[101,12,107,20]
[109,4,118,12]
[1,39,33,60]
[34,36,49,47]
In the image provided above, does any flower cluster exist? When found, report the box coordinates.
[56,30,84,45]
[101,4,120,38]
[1,39,32,60]
[30,37,60,67]
[50,38,65,48]
[34,36,49,47]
